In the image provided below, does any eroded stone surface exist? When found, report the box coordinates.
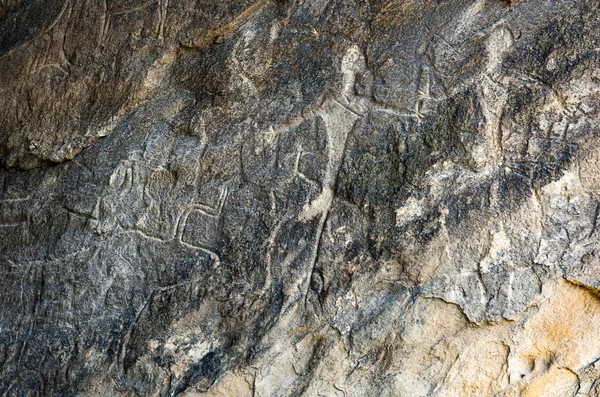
[2,0,600,396]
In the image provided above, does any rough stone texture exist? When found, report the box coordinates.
[1,0,600,395]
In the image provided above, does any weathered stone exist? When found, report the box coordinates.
[2,0,600,395]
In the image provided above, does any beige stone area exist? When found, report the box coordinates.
[507,280,600,397]
[84,279,600,395]
[181,371,255,397]
[178,278,600,397]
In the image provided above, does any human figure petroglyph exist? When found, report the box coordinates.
[476,22,581,176]
[478,23,515,167]
[258,45,418,309]
[411,46,451,124]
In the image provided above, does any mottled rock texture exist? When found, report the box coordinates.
[1,0,600,395]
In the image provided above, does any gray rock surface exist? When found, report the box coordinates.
[2,0,600,395]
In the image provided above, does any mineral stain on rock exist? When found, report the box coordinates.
[2,0,600,396]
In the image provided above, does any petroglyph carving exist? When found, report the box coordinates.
[100,0,168,44]
[260,45,415,307]
[157,0,169,41]
[89,138,229,266]
[22,0,73,76]
[0,194,30,227]
[411,47,449,124]
[125,187,228,265]
[4,2,600,396]
[180,186,229,252]
[478,24,515,167]
[91,151,143,234]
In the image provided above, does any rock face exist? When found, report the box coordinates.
[1,0,600,395]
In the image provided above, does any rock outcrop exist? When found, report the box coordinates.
[2,0,600,396]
